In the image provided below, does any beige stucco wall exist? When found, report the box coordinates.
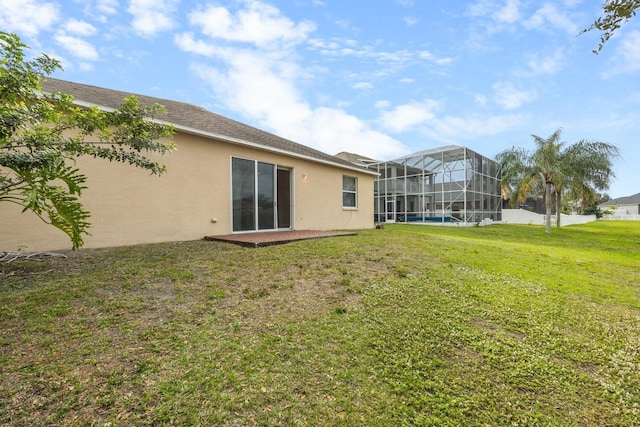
[0,131,374,251]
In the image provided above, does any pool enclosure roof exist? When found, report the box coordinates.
[388,145,486,168]
[358,145,503,225]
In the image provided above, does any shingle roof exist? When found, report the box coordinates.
[599,192,640,207]
[334,151,379,166]
[41,78,374,174]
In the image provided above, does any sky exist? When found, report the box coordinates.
[1,0,639,199]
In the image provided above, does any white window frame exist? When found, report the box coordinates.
[342,175,358,209]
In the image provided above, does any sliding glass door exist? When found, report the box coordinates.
[232,158,290,232]
[257,161,275,230]
[232,158,255,232]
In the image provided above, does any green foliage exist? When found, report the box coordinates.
[497,128,618,233]
[583,205,604,218]
[582,0,640,53]
[0,32,175,249]
[597,192,612,205]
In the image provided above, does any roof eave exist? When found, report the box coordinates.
[68,99,378,177]
[173,122,379,176]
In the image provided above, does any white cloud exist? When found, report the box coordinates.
[494,0,521,24]
[377,97,527,143]
[176,1,475,161]
[64,19,97,36]
[128,0,177,37]
[525,48,565,75]
[190,48,407,160]
[524,3,578,35]
[188,1,316,49]
[475,94,488,106]
[78,62,95,72]
[379,100,440,133]
[467,0,521,24]
[422,113,527,142]
[307,38,340,51]
[53,33,99,61]
[465,0,524,43]
[404,16,419,27]
[190,51,305,123]
[353,82,373,90]
[0,0,59,37]
[620,30,640,71]
[492,82,536,109]
[467,0,495,18]
[307,39,451,77]
[419,50,453,65]
[81,0,118,23]
[297,107,408,158]
[333,18,360,33]
[97,0,119,15]
[468,0,580,40]
[562,0,582,7]
[174,32,219,57]
[374,49,413,65]
[604,30,640,77]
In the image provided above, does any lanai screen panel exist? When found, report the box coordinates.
[368,145,502,224]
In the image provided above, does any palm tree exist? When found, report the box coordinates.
[497,129,619,234]
[559,140,620,218]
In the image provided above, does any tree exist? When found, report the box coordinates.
[583,205,605,218]
[497,129,618,234]
[580,192,611,219]
[597,192,611,205]
[1,32,175,249]
[582,0,640,53]
[556,140,619,220]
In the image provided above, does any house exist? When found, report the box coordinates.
[598,192,640,220]
[338,145,502,224]
[0,79,377,251]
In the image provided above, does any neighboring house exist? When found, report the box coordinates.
[598,192,640,220]
[0,79,376,251]
[334,152,378,167]
[338,145,502,224]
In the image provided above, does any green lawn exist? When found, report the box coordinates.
[1,221,639,426]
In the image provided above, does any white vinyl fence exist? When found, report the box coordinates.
[602,213,639,220]
[601,207,639,221]
[501,209,596,226]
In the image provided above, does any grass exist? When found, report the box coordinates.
[1,221,639,426]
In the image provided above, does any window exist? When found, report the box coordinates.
[343,175,357,208]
